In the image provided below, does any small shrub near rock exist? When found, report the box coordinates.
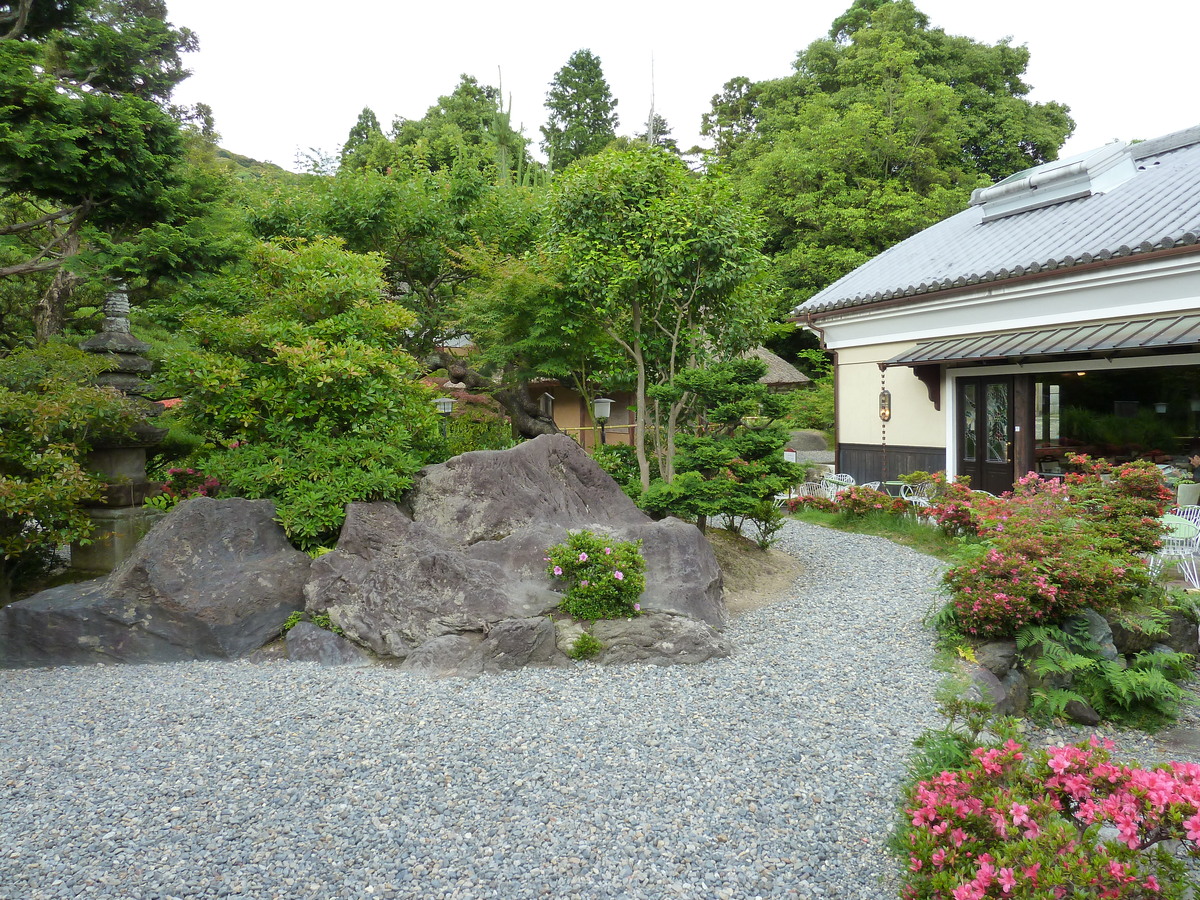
[568,632,603,660]
[546,530,645,621]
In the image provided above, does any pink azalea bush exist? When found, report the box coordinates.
[903,735,1200,899]
[940,459,1169,638]
[546,530,645,621]
[837,485,909,517]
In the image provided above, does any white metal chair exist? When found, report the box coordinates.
[794,482,825,499]
[820,473,855,500]
[900,482,937,508]
[860,481,882,491]
[1150,509,1200,588]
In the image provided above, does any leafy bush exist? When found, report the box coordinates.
[836,484,907,517]
[568,631,603,660]
[901,733,1200,900]
[546,530,645,621]
[144,466,220,512]
[441,391,516,458]
[0,343,139,602]
[591,443,646,499]
[938,461,1169,638]
[784,376,834,432]
[283,610,343,636]
[158,238,442,549]
[1018,622,1192,728]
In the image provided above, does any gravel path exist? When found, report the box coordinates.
[0,520,948,900]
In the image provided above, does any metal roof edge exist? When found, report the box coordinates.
[793,238,1200,319]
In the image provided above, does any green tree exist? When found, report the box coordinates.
[541,49,619,171]
[641,357,802,534]
[158,237,442,549]
[389,74,536,182]
[0,0,197,339]
[545,145,772,489]
[0,341,138,603]
[700,76,760,166]
[729,0,1073,300]
[339,106,385,171]
[635,112,679,155]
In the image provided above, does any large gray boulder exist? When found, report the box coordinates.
[306,434,727,669]
[304,503,558,659]
[0,498,309,667]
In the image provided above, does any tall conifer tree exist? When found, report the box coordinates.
[540,49,618,171]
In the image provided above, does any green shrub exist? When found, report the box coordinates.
[143,466,220,512]
[784,376,833,432]
[0,343,140,602]
[158,238,442,550]
[568,631,603,660]
[592,442,651,500]
[546,530,645,621]
[441,392,517,458]
[1017,622,1192,728]
[283,610,343,636]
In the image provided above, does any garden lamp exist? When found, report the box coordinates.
[593,397,614,445]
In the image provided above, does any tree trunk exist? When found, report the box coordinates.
[33,231,80,343]
[421,351,561,440]
[630,305,651,491]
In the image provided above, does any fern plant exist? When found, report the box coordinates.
[1017,621,1192,727]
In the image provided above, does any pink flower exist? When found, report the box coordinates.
[613,570,624,581]
[604,547,612,554]
[553,566,563,576]
[578,552,588,562]
[998,867,1017,894]
[580,580,589,587]
[633,603,640,611]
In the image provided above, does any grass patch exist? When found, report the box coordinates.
[788,507,964,561]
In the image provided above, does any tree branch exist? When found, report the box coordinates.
[0,203,85,236]
[420,349,561,439]
[0,0,30,41]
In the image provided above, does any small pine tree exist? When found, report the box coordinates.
[641,358,803,533]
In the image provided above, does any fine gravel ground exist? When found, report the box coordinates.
[0,521,953,899]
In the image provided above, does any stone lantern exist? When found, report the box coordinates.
[71,285,168,571]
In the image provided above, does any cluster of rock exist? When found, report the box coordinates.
[961,607,1200,724]
[0,435,731,673]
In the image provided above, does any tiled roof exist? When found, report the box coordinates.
[792,125,1200,317]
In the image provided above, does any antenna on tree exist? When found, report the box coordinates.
[648,53,656,146]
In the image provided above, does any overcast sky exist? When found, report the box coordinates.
[164,1,1200,173]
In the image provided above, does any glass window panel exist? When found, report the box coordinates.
[987,382,1009,462]
[962,383,977,461]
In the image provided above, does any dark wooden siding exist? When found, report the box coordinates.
[836,443,947,483]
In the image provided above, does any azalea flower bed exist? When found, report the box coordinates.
[935,458,1171,639]
[903,734,1200,899]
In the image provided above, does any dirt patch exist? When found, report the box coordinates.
[706,528,804,618]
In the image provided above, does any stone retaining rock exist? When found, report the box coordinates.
[0,498,309,667]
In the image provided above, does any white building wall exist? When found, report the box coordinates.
[836,345,947,448]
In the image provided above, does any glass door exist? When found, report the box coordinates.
[957,376,1015,494]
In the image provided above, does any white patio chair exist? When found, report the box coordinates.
[900,481,937,508]
[794,482,825,499]
[1149,509,1200,588]
[860,481,882,491]
[820,473,855,500]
